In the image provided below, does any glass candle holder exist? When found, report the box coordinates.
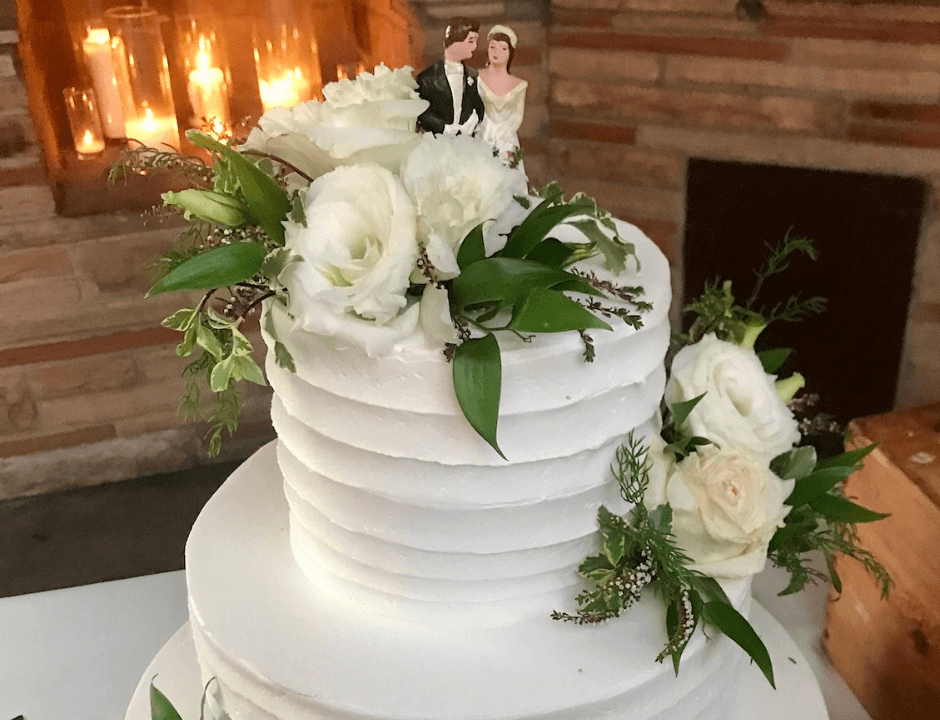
[253,0,322,112]
[63,86,106,156]
[81,26,127,138]
[178,16,232,135]
[105,5,180,150]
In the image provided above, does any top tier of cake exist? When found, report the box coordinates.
[263,221,672,627]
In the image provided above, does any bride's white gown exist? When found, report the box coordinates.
[478,77,528,167]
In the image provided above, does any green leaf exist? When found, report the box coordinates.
[770,446,817,481]
[162,308,197,331]
[786,466,856,507]
[195,322,224,360]
[815,443,876,471]
[498,199,585,260]
[449,258,571,312]
[604,530,626,566]
[150,681,183,720]
[456,222,487,270]
[768,517,818,553]
[568,218,635,274]
[809,494,889,523]
[148,243,268,296]
[703,601,775,688]
[525,237,575,267]
[509,287,613,333]
[825,552,842,594]
[452,334,504,458]
[579,553,614,578]
[210,355,235,392]
[233,355,266,385]
[188,131,291,244]
[757,348,792,374]
[545,276,606,298]
[289,189,307,225]
[691,575,732,606]
[176,322,197,357]
[260,248,302,284]
[670,393,706,429]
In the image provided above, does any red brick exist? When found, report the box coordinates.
[848,122,940,150]
[767,18,940,46]
[0,327,179,369]
[550,139,684,188]
[0,164,46,187]
[550,119,636,144]
[622,217,679,265]
[553,80,842,134]
[552,10,614,28]
[911,302,940,324]
[852,102,940,127]
[0,424,117,458]
[551,31,790,60]
[0,246,70,284]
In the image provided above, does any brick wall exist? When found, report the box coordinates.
[0,0,551,500]
[3,0,940,500]
[546,0,940,410]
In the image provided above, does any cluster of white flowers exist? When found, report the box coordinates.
[647,334,802,579]
[248,65,529,356]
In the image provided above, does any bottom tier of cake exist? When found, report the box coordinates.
[167,442,800,720]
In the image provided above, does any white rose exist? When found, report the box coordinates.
[279,164,420,356]
[400,134,529,278]
[666,448,795,579]
[243,64,428,175]
[665,333,801,464]
[641,433,675,511]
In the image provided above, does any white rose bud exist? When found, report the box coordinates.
[665,333,801,464]
[666,447,795,579]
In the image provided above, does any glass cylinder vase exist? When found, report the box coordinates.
[63,86,106,156]
[105,5,180,150]
[252,0,323,112]
[178,15,232,136]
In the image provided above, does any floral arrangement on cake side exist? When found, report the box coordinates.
[554,237,891,687]
[115,64,648,457]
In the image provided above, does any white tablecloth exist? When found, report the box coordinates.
[0,563,871,720]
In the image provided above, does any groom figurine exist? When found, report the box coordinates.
[416,17,485,136]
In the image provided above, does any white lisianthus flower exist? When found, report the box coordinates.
[400,134,529,278]
[666,447,795,579]
[665,333,801,464]
[243,64,428,176]
[279,164,420,356]
[641,433,676,512]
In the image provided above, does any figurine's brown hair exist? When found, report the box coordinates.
[444,17,480,48]
[488,32,516,71]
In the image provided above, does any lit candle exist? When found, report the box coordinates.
[82,27,125,138]
[78,129,105,155]
[259,67,310,112]
[188,39,230,131]
[125,107,179,150]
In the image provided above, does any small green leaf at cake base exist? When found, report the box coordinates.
[453,334,504,459]
[150,680,184,720]
[702,601,775,689]
[147,243,267,296]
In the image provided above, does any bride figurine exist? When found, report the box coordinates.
[478,25,527,168]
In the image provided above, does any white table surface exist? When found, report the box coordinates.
[0,562,872,720]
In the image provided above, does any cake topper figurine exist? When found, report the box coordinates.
[478,24,527,168]
[415,17,485,136]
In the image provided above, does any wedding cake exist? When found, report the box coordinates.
[126,63,864,720]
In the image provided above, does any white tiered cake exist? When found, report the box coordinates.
[178,223,754,720]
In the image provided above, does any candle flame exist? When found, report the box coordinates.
[143,107,157,131]
[196,49,211,71]
[85,27,109,45]
[83,130,94,146]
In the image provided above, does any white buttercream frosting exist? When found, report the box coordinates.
[185,220,754,720]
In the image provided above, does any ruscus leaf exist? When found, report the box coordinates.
[456,222,487,270]
[150,681,184,720]
[809,494,889,523]
[147,243,267,296]
[815,443,877,471]
[757,348,793,374]
[770,446,817,481]
[452,334,504,458]
[498,200,586,259]
[703,601,775,688]
[786,466,855,508]
[509,287,613,333]
[670,393,706,429]
[449,257,572,312]
[525,237,575,267]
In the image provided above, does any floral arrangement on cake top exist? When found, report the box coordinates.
[554,237,891,687]
[115,64,648,457]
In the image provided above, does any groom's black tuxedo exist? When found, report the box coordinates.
[415,59,485,135]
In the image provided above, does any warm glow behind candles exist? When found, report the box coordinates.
[259,68,310,112]
[126,107,179,149]
[187,37,230,132]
